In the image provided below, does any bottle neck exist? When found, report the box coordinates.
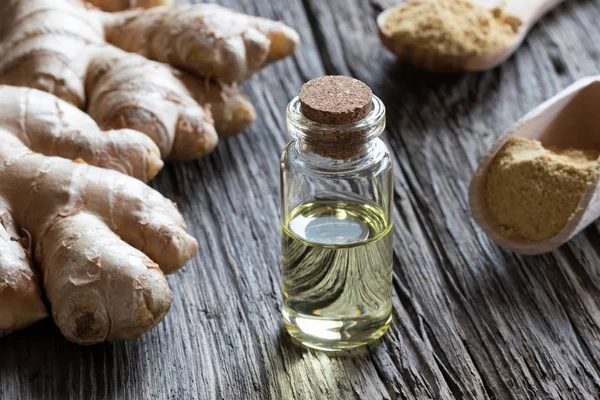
[295,138,380,163]
[286,95,386,163]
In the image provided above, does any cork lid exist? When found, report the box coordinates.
[299,76,373,125]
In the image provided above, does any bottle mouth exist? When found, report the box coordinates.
[286,94,386,144]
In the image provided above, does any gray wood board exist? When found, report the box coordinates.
[2,0,600,399]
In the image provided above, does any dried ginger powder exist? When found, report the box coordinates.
[384,0,522,57]
[485,137,600,242]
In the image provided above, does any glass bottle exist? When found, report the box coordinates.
[280,76,393,351]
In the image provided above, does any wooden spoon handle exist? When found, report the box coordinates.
[469,0,566,28]
[504,0,567,28]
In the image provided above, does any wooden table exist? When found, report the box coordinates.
[3,0,600,399]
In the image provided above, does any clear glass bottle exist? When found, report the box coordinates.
[280,77,393,351]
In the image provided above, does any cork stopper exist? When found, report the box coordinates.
[296,76,375,159]
[299,76,373,125]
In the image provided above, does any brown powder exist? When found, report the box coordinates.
[485,137,599,242]
[384,0,522,57]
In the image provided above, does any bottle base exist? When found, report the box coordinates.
[282,305,392,352]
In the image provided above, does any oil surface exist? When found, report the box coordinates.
[281,200,393,351]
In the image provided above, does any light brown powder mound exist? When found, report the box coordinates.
[485,137,600,243]
[384,0,522,57]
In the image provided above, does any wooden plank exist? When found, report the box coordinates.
[2,0,600,399]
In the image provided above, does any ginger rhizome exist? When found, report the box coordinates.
[0,86,199,343]
[0,0,299,157]
[0,0,299,343]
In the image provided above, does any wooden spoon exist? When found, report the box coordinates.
[377,0,565,72]
[469,76,600,255]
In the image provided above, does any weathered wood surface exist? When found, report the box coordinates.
[2,0,600,399]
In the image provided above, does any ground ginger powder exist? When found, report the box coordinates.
[384,0,522,57]
[485,137,600,242]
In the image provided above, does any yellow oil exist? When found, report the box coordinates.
[281,200,393,351]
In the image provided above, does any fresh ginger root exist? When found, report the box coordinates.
[0,86,198,342]
[0,0,297,342]
[0,209,48,336]
[102,4,300,83]
[0,0,299,157]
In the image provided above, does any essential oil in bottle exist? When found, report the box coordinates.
[280,76,393,351]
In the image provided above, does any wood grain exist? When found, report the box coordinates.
[2,0,600,399]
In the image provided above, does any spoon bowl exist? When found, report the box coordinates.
[377,0,565,72]
[469,76,600,254]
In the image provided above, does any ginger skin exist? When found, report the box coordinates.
[0,86,198,343]
[0,209,48,336]
[0,0,299,157]
[0,0,298,342]
[103,4,300,83]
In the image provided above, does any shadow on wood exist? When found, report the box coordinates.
[0,322,141,400]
